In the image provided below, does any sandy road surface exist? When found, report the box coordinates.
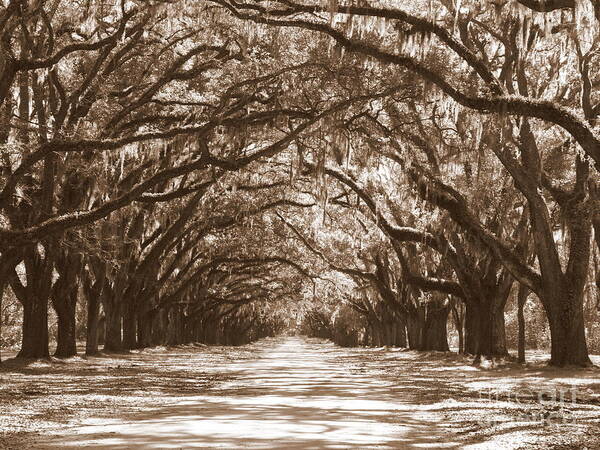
[34,336,455,448]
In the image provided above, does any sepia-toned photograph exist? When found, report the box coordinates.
[0,0,599,448]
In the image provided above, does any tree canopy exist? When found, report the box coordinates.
[0,0,598,367]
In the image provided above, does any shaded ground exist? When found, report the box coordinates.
[359,348,600,449]
[0,337,599,449]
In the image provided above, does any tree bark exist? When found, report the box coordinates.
[10,246,53,359]
[394,316,407,347]
[167,306,184,345]
[19,293,50,358]
[86,293,101,355]
[463,301,478,355]
[137,310,154,348]
[422,304,449,351]
[491,306,508,356]
[0,282,3,363]
[51,256,81,358]
[0,253,20,363]
[451,300,464,353]
[152,309,168,346]
[517,284,529,363]
[83,271,103,355]
[52,287,78,358]
[371,320,384,346]
[534,190,593,366]
[103,292,122,352]
[544,286,591,366]
[122,301,138,350]
[406,311,423,350]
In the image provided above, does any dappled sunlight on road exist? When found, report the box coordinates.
[37,337,459,448]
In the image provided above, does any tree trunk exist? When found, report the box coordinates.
[53,289,77,358]
[0,262,15,363]
[517,285,529,363]
[10,246,53,359]
[137,310,154,348]
[451,301,464,354]
[382,322,392,346]
[198,320,208,343]
[545,287,591,366]
[98,315,106,345]
[167,307,183,345]
[491,305,508,356]
[527,166,592,367]
[473,292,509,363]
[103,296,122,352]
[422,305,449,351]
[122,302,138,350]
[86,292,100,355]
[222,328,230,346]
[214,322,223,345]
[406,313,421,350]
[373,321,384,346]
[51,271,79,358]
[362,325,370,346]
[52,239,83,358]
[394,316,407,347]
[82,262,105,356]
[0,283,3,363]
[463,301,479,355]
[0,101,16,364]
[19,294,50,358]
[152,309,168,346]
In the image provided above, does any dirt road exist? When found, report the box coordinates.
[34,336,455,448]
[6,336,599,449]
